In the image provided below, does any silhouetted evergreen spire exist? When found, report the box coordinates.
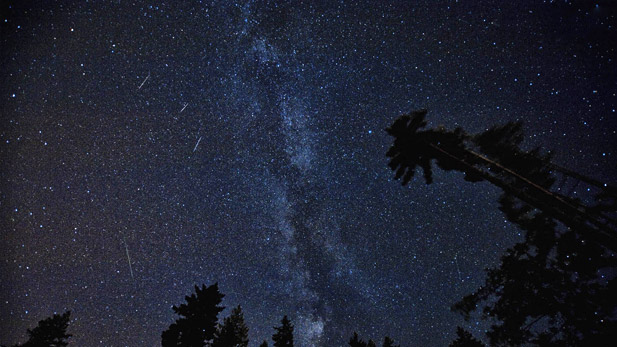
[272,316,293,347]
[348,332,379,347]
[382,336,399,347]
[259,341,268,347]
[162,283,225,347]
[17,311,72,347]
[349,332,365,347]
[213,305,249,347]
[448,327,484,347]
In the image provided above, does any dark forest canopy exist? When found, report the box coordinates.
[3,311,72,347]
[386,109,617,345]
[5,288,400,347]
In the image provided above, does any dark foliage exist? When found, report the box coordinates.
[386,110,617,249]
[349,332,364,347]
[259,341,269,347]
[162,283,225,347]
[382,336,399,347]
[272,316,293,347]
[449,327,485,347]
[386,110,617,345]
[4,311,73,347]
[349,332,392,347]
[22,311,72,347]
[212,305,249,347]
[385,109,475,185]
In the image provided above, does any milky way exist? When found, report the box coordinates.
[1,1,615,346]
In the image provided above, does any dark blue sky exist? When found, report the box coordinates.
[1,1,615,346]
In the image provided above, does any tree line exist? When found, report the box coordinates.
[5,109,615,346]
[3,283,402,346]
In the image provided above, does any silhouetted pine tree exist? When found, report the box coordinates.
[349,332,366,347]
[162,283,225,347]
[386,110,617,345]
[386,110,617,249]
[14,311,72,347]
[348,332,378,347]
[448,327,484,347]
[212,305,249,347]
[272,316,293,347]
[382,336,399,347]
[259,341,268,347]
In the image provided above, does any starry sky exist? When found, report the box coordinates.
[1,1,616,346]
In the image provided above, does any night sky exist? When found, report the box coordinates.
[1,1,616,346]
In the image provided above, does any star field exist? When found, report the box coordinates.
[1,1,616,346]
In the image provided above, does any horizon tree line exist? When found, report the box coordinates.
[3,283,402,346]
[5,109,614,346]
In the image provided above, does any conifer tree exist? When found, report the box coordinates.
[348,332,367,347]
[19,311,72,347]
[448,327,484,347]
[212,305,249,347]
[386,110,617,345]
[386,110,617,249]
[350,333,397,347]
[272,316,293,347]
[382,336,399,347]
[162,283,225,347]
[259,341,268,347]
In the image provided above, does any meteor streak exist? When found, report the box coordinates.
[123,237,134,280]
[193,136,202,152]
[138,72,150,90]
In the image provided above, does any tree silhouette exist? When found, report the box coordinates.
[11,311,73,347]
[448,327,484,347]
[386,110,617,345]
[348,332,378,347]
[349,332,366,347]
[382,336,399,347]
[386,110,617,249]
[162,283,225,347]
[386,109,471,185]
[272,316,293,347]
[259,341,268,347]
[212,305,249,347]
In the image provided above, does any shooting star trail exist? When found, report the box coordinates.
[138,72,150,90]
[193,136,202,152]
[180,103,189,113]
[123,237,134,280]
